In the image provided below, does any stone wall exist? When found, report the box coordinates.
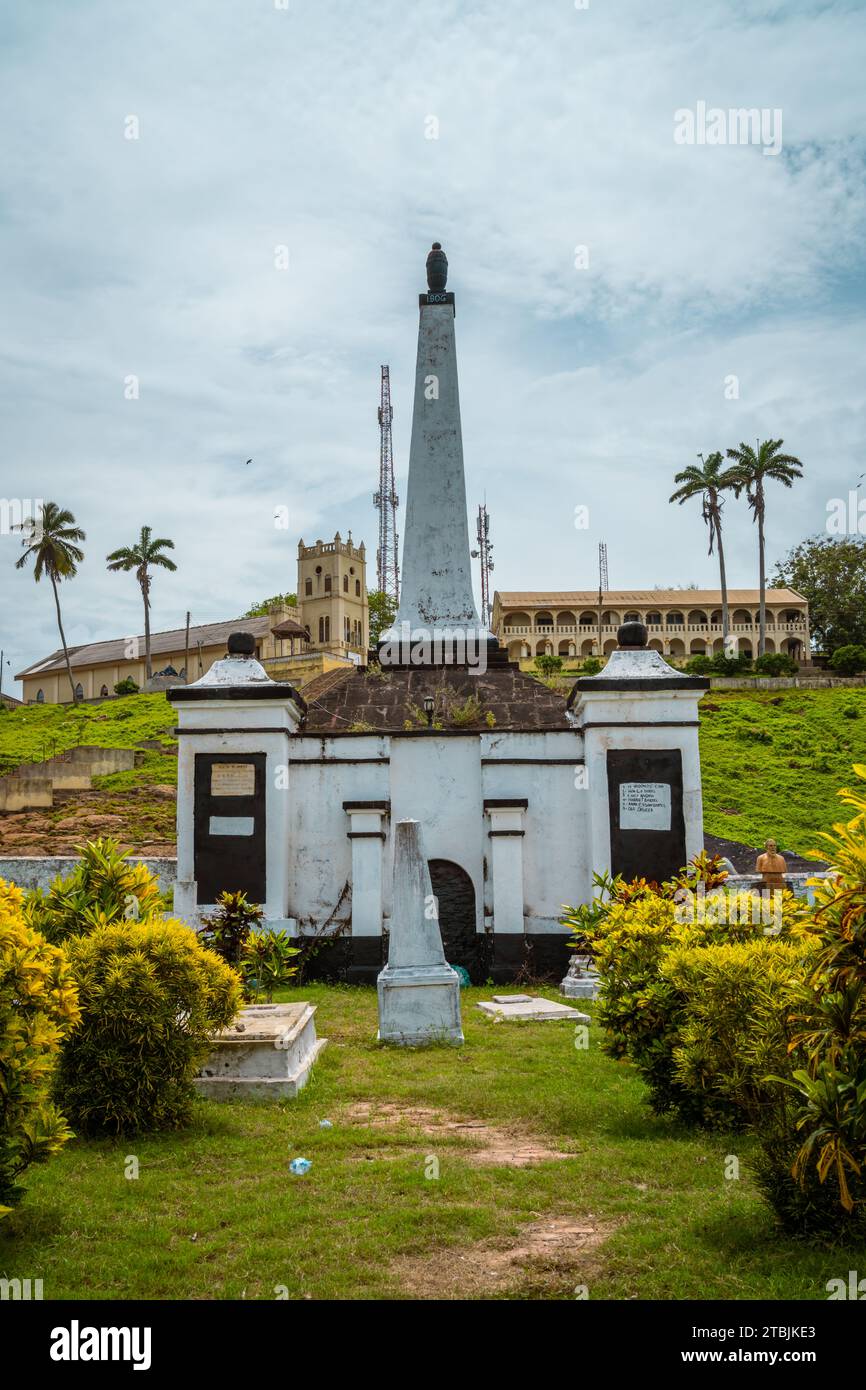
[0,772,54,813]
[709,674,866,691]
[0,855,178,893]
[0,746,137,810]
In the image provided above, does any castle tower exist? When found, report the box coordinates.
[297,533,368,660]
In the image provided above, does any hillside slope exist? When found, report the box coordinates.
[1,687,864,861]
[699,687,866,856]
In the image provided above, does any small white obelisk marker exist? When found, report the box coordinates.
[377,819,464,1045]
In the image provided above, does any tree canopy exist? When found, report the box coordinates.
[244,593,297,616]
[772,534,866,652]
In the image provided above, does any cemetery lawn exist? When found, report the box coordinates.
[2,985,859,1301]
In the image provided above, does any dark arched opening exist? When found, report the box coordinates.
[427,859,484,981]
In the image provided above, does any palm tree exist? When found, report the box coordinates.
[725,439,804,656]
[15,501,86,703]
[106,526,177,681]
[669,451,736,643]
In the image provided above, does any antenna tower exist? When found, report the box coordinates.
[470,503,494,627]
[597,541,609,655]
[373,365,400,602]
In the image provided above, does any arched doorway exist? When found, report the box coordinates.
[427,859,483,981]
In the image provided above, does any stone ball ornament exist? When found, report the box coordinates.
[227,631,257,656]
[617,620,648,649]
[426,242,448,291]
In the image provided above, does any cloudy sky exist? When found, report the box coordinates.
[2,0,864,690]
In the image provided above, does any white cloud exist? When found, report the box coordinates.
[0,0,864,684]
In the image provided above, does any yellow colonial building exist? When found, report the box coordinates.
[17,533,369,705]
[491,588,811,663]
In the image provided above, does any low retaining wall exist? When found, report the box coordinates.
[0,745,137,809]
[709,675,866,692]
[0,855,178,893]
[0,772,54,812]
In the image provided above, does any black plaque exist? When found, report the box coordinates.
[194,752,266,905]
[606,748,686,884]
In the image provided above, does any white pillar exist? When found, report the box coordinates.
[168,635,305,928]
[485,799,527,935]
[569,635,707,895]
[344,801,388,937]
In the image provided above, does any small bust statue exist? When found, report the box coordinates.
[755,838,787,889]
[426,242,448,291]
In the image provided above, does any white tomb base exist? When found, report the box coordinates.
[195,1003,327,1099]
[377,962,464,1045]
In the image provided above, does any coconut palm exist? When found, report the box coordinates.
[15,501,86,703]
[725,439,804,656]
[106,526,177,680]
[669,451,736,642]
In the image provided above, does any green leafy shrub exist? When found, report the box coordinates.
[241,927,300,1002]
[753,765,866,1236]
[562,861,803,1126]
[113,677,139,695]
[829,645,866,676]
[23,838,168,944]
[58,918,241,1134]
[661,937,813,1131]
[581,656,602,676]
[685,654,712,674]
[710,652,753,675]
[533,653,563,676]
[200,890,264,968]
[755,652,798,676]
[0,879,80,1214]
[449,694,485,727]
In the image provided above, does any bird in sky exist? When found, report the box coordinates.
[245,458,253,466]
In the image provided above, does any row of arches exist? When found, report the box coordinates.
[509,635,805,661]
[504,608,807,630]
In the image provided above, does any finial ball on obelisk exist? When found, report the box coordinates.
[426,242,448,291]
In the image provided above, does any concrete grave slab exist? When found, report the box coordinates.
[477,996,590,1023]
[195,1002,326,1099]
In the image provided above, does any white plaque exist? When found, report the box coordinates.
[209,815,255,837]
[210,763,255,797]
[619,782,671,831]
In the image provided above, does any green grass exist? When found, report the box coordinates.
[0,693,176,774]
[0,985,857,1301]
[699,687,866,856]
[93,750,178,793]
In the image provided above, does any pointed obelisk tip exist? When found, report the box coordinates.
[426,242,448,291]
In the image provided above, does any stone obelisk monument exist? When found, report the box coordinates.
[379,243,492,666]
[377,819,463,1045]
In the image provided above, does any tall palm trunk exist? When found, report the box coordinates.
[713,500,730,643]
[140,573,152,680]
[756,480,766,657]
[51,571,78,703]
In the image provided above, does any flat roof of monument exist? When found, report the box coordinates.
[495,588,807,607]
[299,664,572,733]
